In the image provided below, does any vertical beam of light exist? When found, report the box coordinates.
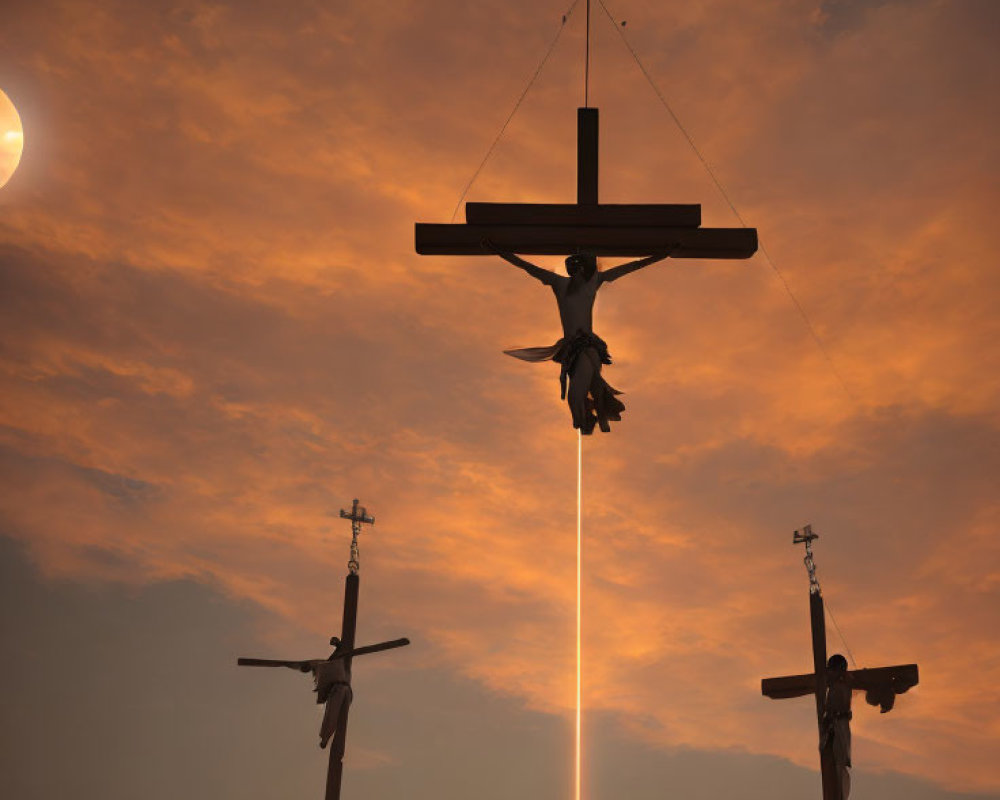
[576,430,582,800]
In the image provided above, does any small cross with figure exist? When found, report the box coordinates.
[760,526,919,800]
[237,497,408,800]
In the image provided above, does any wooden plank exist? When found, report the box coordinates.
[329,638,410,660]
[237,657,312,670]
[578,107,599,204]
[761,664,919,699]
[341,573,359,669]
[761,672,816,699]
[414,223,758,259]
[848,664,919,691]
[465,203,702,228]
[808,593,843,800]
[326,571,360,800]
[810,592,828,727]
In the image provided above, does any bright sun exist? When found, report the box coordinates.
[0,89,24,189]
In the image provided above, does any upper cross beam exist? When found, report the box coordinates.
[414,107,758,259]
[237,637,411,671]
[465,202,701,227]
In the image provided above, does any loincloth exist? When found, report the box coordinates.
[505,331,624,433]
[504,330,613,400]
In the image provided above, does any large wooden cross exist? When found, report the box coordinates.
[761,526,919,800]
[415,107,758,258]
[238,499,409,800]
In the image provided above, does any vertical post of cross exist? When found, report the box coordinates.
[325,499,375,800]
[795,526,826,724]
[577,108,599,205]
[340,499,373,670]
[794,525,838,800]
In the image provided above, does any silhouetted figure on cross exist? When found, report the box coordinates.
[238,635,409,751]
[820,654,853,799]
[490,246,671,433]
[316,637,352,750]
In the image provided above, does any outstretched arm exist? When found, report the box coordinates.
[237,657,324,673]
[483,240,559,286]
[599,251,675,284]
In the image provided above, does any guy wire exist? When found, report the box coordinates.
[594,0,856,403]
[450,1,581,223]
[824,597,859,668]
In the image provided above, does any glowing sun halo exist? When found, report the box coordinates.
[0,89,24,189]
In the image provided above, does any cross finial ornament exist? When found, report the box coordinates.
[339,498,374,575]
[794,523,821,595]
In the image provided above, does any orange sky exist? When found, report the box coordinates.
[1,0,999,797]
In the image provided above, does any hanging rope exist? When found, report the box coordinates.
[823,597,859,668]
[593,0,855,403]
[450,1,581,222]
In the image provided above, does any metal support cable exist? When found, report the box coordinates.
[824,597,859,668]
[450,1,581,222]
[795,525,859,667]
[594,0,856,403]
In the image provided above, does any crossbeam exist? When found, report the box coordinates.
[237,638,411,671]
[763,663,919,709]
[414,223,756,258]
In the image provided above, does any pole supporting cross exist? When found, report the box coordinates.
[340,498,374,576]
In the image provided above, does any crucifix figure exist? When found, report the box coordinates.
[488,245,672,433]
[415,107,758,432]
[238,635,409,750]
[761,525,919,800]
[238,499,410,800]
